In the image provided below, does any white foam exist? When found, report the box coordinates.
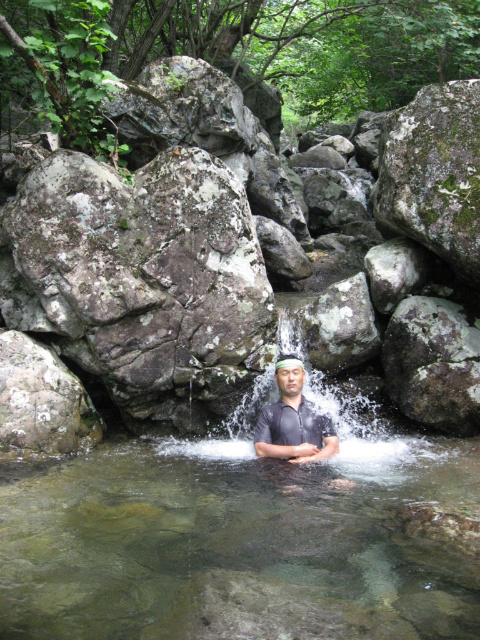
[155,438,256,461]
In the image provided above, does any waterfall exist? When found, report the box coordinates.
[154,304,439,481]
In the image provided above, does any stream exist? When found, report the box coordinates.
[1,360,479,640]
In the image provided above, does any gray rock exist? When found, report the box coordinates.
[0,142,50,189]
[0,148,277,430]
[303,172,348,234]
[328,199,371,230]
[215,61,284,152]
[382,296,480,435]
[254,215,312,281]
[295,234,377,293]
[302,168,373,235]
[320,135,355,157]
[298,129,328,153]
[103,56,259,169]
[0,330,104,456]
[280,158,308,216]
[374,80,480,285]
[289,143,348,170]
[221,151,254,189]
[364,237,431,314]
[248,146,312,247]
[353,128,381,171]
[278,272,381,373]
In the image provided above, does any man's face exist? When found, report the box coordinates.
[275,366,305,398]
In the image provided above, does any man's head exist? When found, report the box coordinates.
[274,353,305,399]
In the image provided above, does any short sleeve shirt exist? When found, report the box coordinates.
[254,397,337,449]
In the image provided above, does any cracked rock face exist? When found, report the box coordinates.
[0,148,276,428]
[374,80,480,285]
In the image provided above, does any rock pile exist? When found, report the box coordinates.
[1,60,480,454]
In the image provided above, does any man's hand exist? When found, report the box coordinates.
[293,442,320,457]
[288,436,340,464]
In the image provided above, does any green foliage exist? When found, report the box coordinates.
[0,0,125,157]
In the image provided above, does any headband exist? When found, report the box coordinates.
[275,358,304,371]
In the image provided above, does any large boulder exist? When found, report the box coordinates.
[0,148,277,431]
[248,146,312,246]
[215,61,284,152]
[103,56,259,169]
[320,135,355,157]
[374,81,480,285]
[289,144,347,170]
[302,168,373,235]
[254,215,312,282]
[0,330,104,456]
[277,272,381,373]
[364,237,431,314]
[382,296,480,435]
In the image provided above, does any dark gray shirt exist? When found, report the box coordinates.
[254,397,337,449]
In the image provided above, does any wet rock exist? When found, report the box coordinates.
[277,272,381,373]
[254,215,312,281]
[374,81,480,285]
[289,143,348,170]
[0,330,104,456]
[382,296,480,434]
[248,145,312,247]
[301,167,373,235]
[364,237,431,314]
[0,148,276,430]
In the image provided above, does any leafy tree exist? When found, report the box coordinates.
[279,0,480,124]
[0,0,124,154]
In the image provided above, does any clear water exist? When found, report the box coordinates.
[1,316,479,639]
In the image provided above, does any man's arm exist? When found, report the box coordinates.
[288,436,340,464]
[255,441,320,459]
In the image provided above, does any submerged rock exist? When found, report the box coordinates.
[0,148,276,431]
[0,330,104,456]
[374,80,480,285]
[382,296,480,434]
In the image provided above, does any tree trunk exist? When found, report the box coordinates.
[103,0,139,75]
[120,0,178,81]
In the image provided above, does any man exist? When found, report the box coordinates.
[254,353,340,464]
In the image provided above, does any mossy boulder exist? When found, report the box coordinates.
[374,80,480,285]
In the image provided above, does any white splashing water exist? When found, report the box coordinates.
[154,305,446,482]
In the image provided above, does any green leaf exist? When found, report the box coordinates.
[30,0,58,10]
[85,87,107,102]
[0,43,14,57]
[46,112,62,123]
[60,43,80,58]
[24,36,45,48]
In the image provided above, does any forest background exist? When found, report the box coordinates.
[1,0,479,161]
